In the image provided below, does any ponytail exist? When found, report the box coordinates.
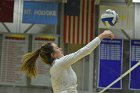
[20,49,41,78]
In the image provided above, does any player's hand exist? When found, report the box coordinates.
[98,30,115,39]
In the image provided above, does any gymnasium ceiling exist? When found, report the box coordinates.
[95,0,132,6]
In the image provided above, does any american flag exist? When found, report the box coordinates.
[63,0,94,44]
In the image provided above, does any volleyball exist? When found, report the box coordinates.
[101,9,118,27]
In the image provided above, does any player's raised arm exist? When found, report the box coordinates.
[54,30,115,68]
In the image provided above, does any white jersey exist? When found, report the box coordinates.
[50,37,101,93]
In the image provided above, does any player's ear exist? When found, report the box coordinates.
[51,52,55,58]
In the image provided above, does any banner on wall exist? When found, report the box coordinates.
[23,1,58,24]
[31,34,58,86]
[0,0,14,22]
[129,40,140,90]
[98,39,123,89]
[0,33,28,86]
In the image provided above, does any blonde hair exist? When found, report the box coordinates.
[20,43,54,78]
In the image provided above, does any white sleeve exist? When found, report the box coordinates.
[54,37,101,68]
